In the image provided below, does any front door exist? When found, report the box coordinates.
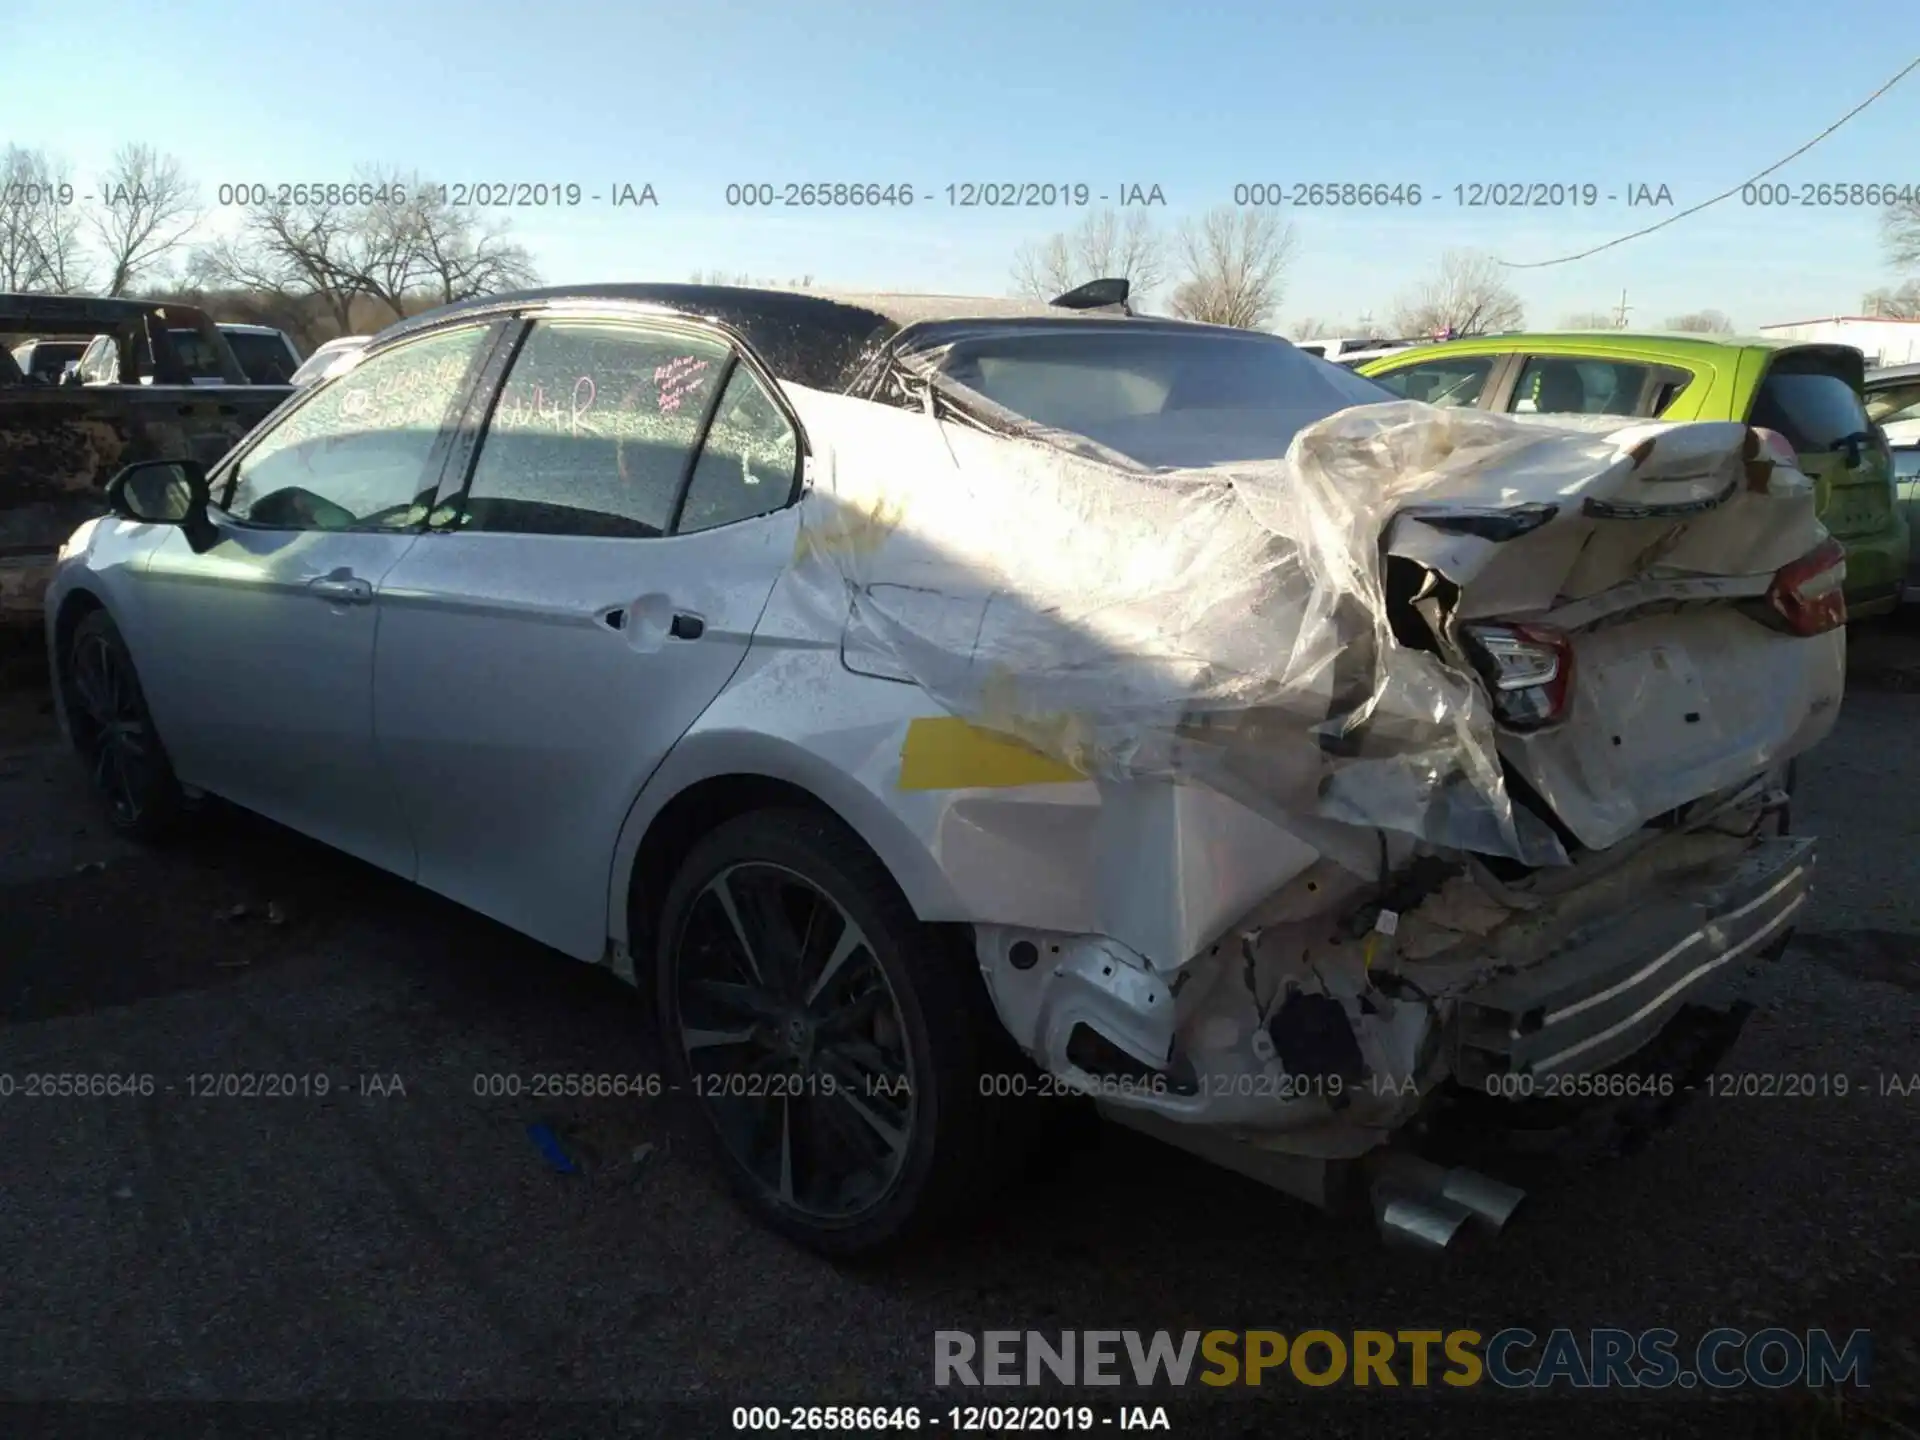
[128,322,498,877]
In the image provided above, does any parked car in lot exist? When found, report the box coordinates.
[45,282,1839,1258]
[289,333,372,388]
[213,323,302,385]
[1,294,293,623]
[1865,362,1920,603]
[74,321,302,387]
[1292,336,1426,365]
[1359,332,1910,618]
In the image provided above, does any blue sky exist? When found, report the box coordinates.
[6,0,1919,332]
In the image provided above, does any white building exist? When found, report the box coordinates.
[1755,316,1920,368]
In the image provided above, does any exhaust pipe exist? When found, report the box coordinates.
[1365,1151,1526,1252]
[1377,1192,1476,1252]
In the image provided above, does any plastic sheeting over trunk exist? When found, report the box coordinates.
[781,376,1820,867]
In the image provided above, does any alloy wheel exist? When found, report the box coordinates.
[67,631,155,827]
[670,862,917,1222]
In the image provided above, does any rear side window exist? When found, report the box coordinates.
[460,320,730,537]
[1750,359,1869,455]
[1508,357,1652,416]
[1369,355,1496,407]
[676,365,800,534]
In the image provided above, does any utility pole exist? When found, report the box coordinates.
[1612,289,1631,328]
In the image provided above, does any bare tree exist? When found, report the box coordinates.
[1666,309,1734,333]
[1883,196,1920,271]
[91,145,201,295]
[190,198,369,332]
[367,179,539,309]
[1010,209,1168,306]
[1560,311,1618,329]
[1164,207,1297,330]
[191,171,539,329]
[0,147,90,292]
[1863,280,1920,319]
[1289,317,1342,341]
[1391,250,1524,337]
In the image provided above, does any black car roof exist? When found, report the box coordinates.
[374,283,1232,392]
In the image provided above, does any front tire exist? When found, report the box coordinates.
[62,609,186,842]
[655,807,1002,1259]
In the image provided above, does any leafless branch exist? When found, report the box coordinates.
[1288,317,1342,341]
[1863,280,1920,318]
[1884,197,1920,271]
[0,147,91,292]
[1665,309,1735,333]
[1165,206,1297,330]
[1010,209,1167,305]
[90,145,201,295]
[1391,249,1525,337]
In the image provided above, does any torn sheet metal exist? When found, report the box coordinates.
[780,375,1826,865]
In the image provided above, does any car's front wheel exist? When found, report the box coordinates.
[655,808,1003,1258]
[62,608,186,841]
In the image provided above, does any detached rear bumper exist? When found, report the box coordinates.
[1451,835,1812,1083]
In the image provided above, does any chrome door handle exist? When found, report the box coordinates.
[306,573,373,604]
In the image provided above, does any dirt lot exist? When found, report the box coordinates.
[1,622,1917,1438]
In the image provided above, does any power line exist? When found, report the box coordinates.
[1497,55,1920,270]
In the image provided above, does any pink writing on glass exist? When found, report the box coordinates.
[654,355,711,414]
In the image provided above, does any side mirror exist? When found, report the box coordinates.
[60,362,82,386]
[105,458,218,553]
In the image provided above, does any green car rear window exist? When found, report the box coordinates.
[1751,356,1870,456]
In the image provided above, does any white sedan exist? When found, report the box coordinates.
[45,282,1840,1257]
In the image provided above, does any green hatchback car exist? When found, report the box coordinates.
[1359,333,1909,618]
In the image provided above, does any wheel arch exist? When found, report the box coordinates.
[607,730,968,984]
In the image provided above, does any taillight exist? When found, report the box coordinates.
[1463,622,1575,729]
[1766,538,1847,636]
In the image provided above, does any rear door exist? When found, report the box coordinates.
[371,311,802,959]
[1748,347,1892,545]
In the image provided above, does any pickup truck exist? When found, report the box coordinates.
[1,294,291,622]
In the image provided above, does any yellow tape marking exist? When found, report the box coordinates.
[896,716,1087,790]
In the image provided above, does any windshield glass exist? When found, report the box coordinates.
[903,324,1397,468]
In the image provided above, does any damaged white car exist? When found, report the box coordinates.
[45,281,1842,1257]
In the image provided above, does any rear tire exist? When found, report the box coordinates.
[61,609,186,842]
[654,807,1006,1259]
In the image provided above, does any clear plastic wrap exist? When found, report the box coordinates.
[782,347,1801,866]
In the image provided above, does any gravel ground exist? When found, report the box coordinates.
[0,623,1916,1440]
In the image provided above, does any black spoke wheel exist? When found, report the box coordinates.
[656,808,1006,1258]
[62,609,184,840]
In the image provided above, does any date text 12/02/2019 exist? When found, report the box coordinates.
[211,182,658,208]
[721,183,1167,208]
[729,1405,1173,1431]
[1228,182,1676,208]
